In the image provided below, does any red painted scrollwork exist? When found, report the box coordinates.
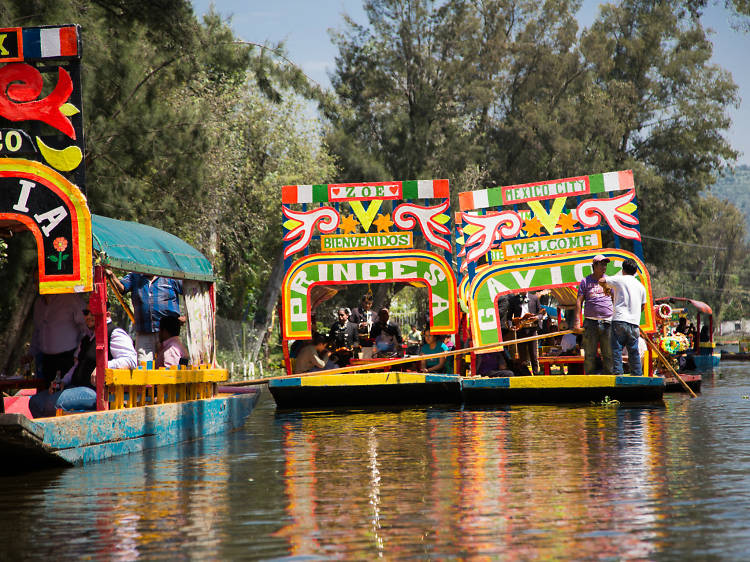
[0,63,75,139]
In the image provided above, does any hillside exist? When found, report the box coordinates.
[705,165,750,237]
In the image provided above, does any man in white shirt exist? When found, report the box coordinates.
[599,258,647,376]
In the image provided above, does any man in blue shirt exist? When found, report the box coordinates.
[106,269,182,363]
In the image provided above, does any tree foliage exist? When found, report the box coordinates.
[0,0,336,348]
[327,0,742,320]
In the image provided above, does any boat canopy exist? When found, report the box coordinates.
[92,214,214,282]
[654,297,712,316]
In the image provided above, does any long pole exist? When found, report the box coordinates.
[640,328,697,398]
[223,330,574,387]
[107,275,136,325]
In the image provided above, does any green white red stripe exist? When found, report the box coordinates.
[282,179,449,204]
[458,170,635,210]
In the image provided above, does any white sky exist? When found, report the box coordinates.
[191,0,750,166]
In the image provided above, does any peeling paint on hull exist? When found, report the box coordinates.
[0,391,260,471]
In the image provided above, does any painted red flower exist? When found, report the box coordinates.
[53,237,68,252]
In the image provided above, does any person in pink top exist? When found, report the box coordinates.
[156,314,189,368]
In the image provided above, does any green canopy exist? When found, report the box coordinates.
[91,214,214,282]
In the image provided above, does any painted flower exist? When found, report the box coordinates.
[53,237,68,252]
[49,237,70,270]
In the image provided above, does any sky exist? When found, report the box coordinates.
[191,0,750,166]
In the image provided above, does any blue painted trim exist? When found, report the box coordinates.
[22,28,41,59]
[615,376,664,386]
[425,374,462,383]
[461,378,511,389]
[269,377,302,387]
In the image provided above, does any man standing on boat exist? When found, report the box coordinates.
[349,293,376,339]
[328,307,359,350]
[599,258,647,376]
[106,269,183,363]
[574,255,613,374]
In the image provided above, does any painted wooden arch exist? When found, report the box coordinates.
[0,158,92,293]
[282,249,458,339]
[467,249,654,347]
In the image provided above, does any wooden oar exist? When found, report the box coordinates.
[640,328,697,398]
[222,330,574,387]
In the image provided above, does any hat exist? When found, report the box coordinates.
[592,254,609,263]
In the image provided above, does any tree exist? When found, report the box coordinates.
[0,1,338,371]
[328,0,739,273]
[652,195,747,322]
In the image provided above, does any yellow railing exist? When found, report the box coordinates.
[104,365,228,410]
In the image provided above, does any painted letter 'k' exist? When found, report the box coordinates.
[0,35,9,56]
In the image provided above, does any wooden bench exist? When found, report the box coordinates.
[105,365,228,409]
[538,355,585,376]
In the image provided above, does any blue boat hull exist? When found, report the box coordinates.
[691,352,720,373]
[0,391,260,471]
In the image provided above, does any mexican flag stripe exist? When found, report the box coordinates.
[417,180,436,198]
[458,189,490,210]
[281,184,312,204]
[487,187,503,207]
[312,184,328,202]
[432,179,450,198]
[588,174,605,193]
[606,170,634,191]
[402,180,419,198]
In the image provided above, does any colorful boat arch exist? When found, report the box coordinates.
[281,249,458,339]
[0,157,92,293]
[466,249,655,347]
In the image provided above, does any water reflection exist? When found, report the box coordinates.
[269,404,672,559]
[5,374,750,559]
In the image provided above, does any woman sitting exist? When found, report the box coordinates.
[419,327,451,373]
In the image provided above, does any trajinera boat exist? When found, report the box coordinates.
[271,167,665,407]
[271,179,463,407]
[651,296,719,391]
[0,25,259,471]
[455,170,664,403]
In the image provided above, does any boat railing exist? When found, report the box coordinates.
[104,364,227,410]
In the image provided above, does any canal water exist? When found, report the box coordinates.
[3,364,750,560]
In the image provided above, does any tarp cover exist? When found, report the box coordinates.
[92,214,214,281]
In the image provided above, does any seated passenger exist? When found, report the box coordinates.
[29,307,137,418]
[419,327,450,373]
[477,348,515,377]
[157,314,189,368]
[294,332,334,373]
[370,308,403,357]
[549,322,579,356]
